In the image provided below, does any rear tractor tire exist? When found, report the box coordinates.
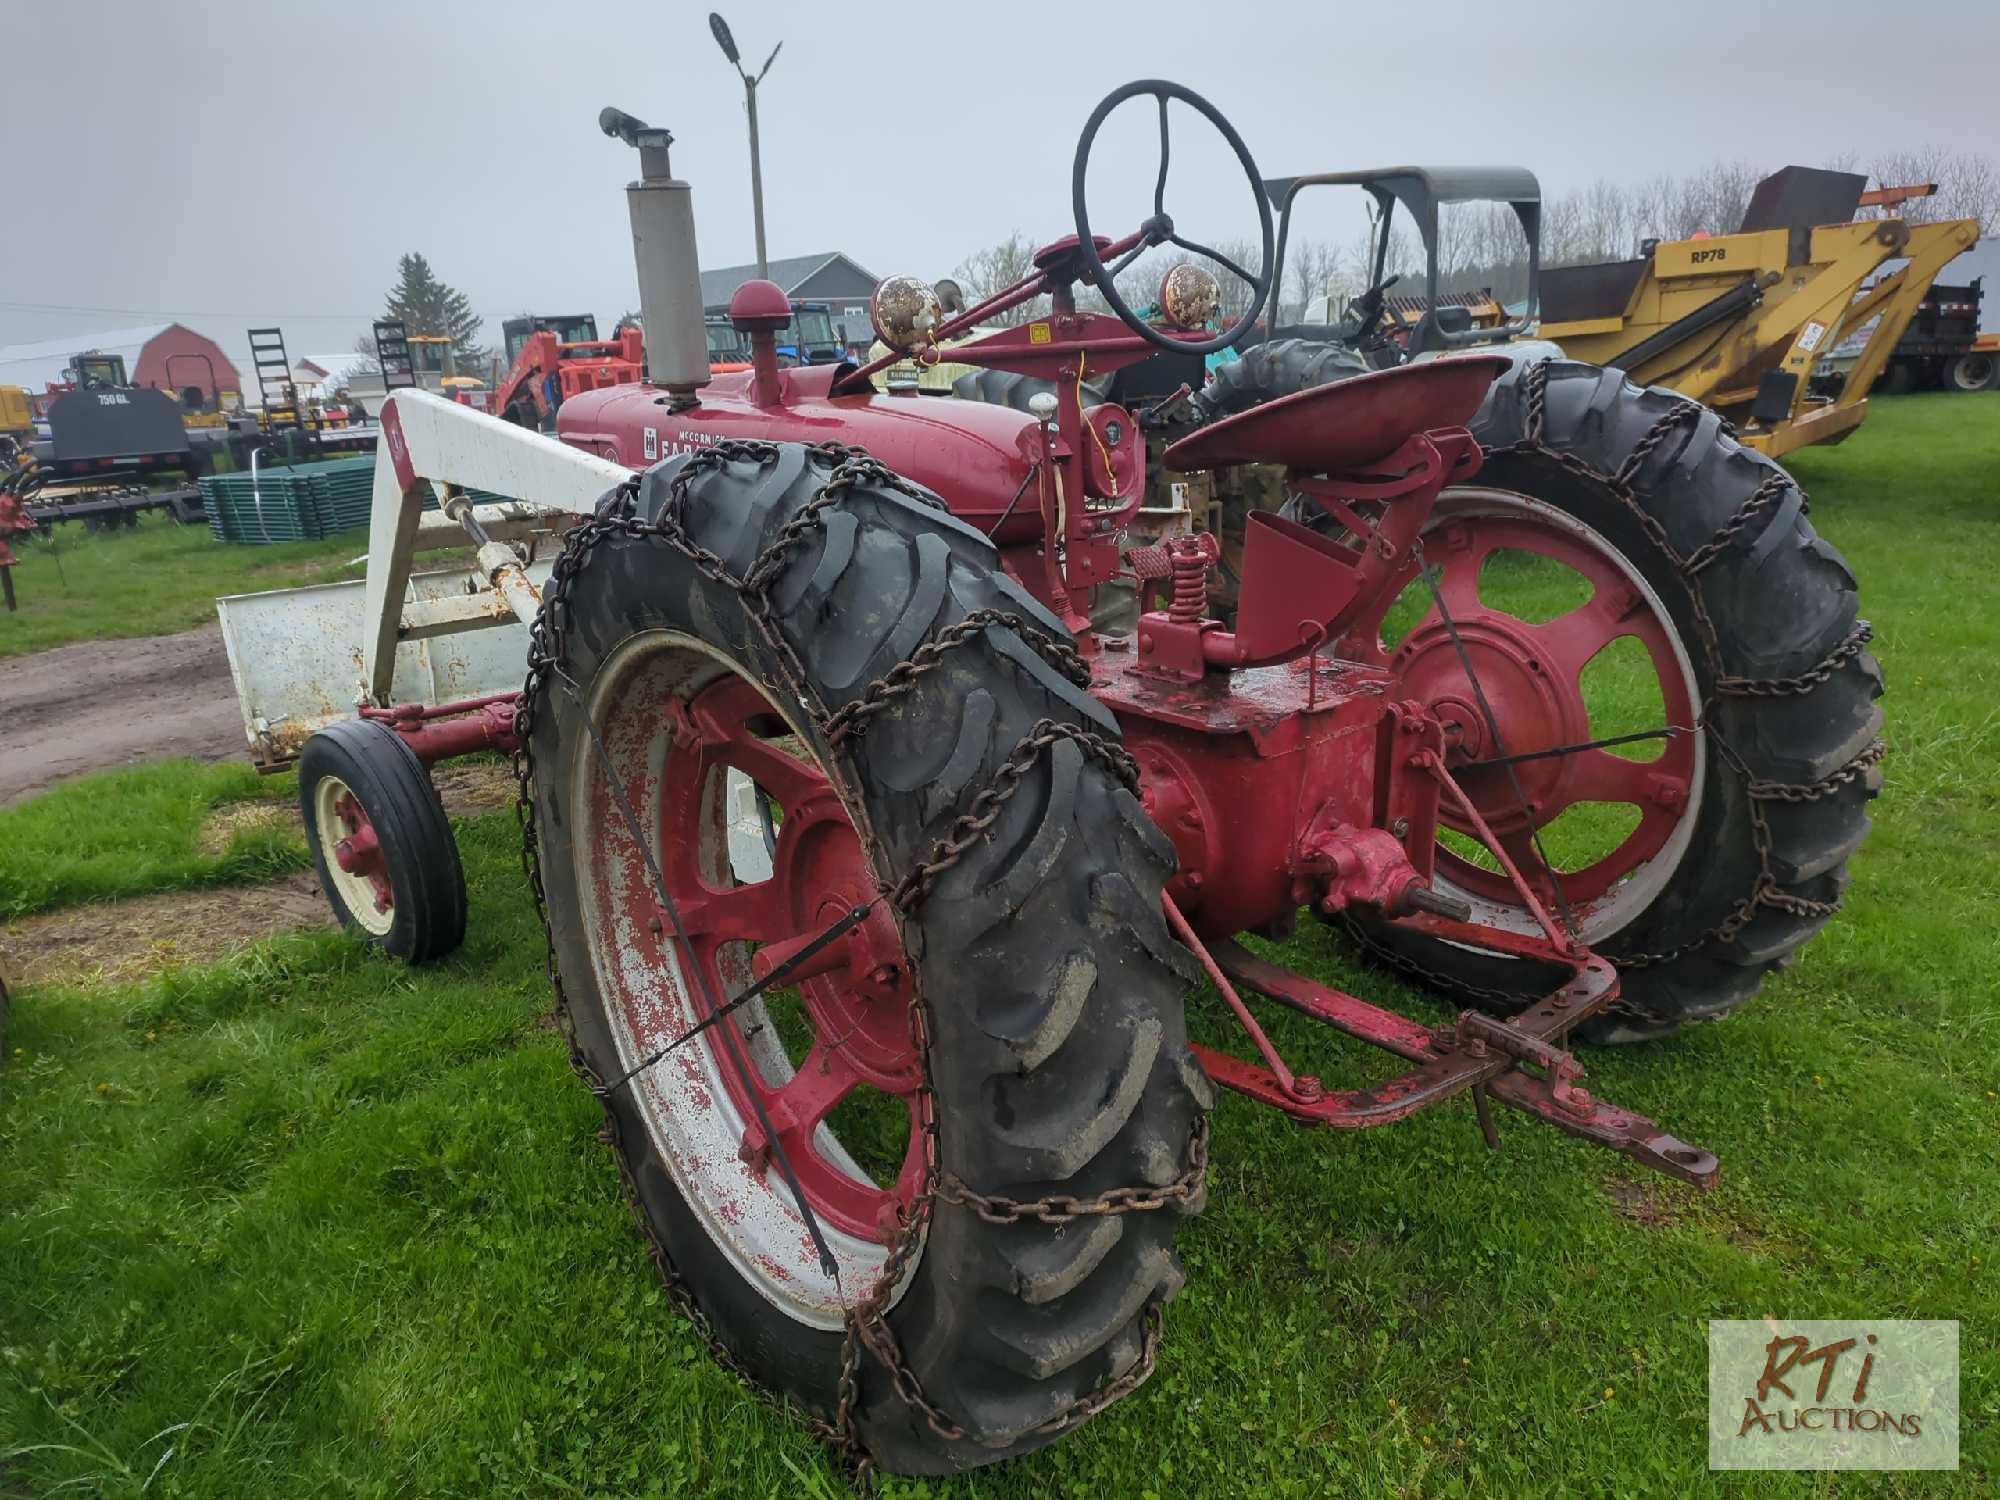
[1297,357,1882,1041]
[526,442,1208,1474]
[299,719,467,964]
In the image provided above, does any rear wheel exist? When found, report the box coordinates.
[527,442,1207,1473]
[1947,351,1998,392]
[1305,358,1882,1040]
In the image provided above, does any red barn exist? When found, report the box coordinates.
[0,322,244,405]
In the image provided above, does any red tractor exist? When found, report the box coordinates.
[244,82,1879,1478]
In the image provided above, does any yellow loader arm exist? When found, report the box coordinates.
[1542,180,1979,458]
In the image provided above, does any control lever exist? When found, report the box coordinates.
[1141,383,1200,426]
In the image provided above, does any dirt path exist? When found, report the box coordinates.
[2,872,335,989]
[0,625,243,805]
[0,762,515,993]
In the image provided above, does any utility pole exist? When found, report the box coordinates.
[708,13,781,280]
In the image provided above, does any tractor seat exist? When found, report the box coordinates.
[1163,355,1508,474]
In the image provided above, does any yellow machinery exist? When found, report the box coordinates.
[0,384,32,447]
[1539,167,1979,457]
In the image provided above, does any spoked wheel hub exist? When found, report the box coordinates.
[1362,489,1705,935]
[574,636,925,1328]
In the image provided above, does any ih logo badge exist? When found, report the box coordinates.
[1709,1320,1958,1470]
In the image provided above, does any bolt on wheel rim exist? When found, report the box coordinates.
[1353,487,1706,942]
[313,773,395,935]
[571,632,925,1329]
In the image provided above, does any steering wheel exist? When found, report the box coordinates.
[1072,80,1274,356]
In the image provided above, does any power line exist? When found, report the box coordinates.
[0,299,376,322]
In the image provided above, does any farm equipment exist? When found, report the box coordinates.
[703,299,846,366]
[0,482,34,609]
[1,350,225,530]
[1533,167,1980,456]
[1822,275,1996,395]
[0,383,34,456]
[215,82,1879,1477]
[487,314,645,431]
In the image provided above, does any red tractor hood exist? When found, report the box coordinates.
[557,369,1045,540]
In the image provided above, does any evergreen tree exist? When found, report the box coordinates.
[381,252,488,369]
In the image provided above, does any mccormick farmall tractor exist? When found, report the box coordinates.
[243,80,1879,1476]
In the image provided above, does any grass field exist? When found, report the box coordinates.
[0,514,367,658]
[2,395,1995,1496]
[0,760,304,921]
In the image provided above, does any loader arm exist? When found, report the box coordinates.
[1549,214,1980,456]
[1825,219,1981,399]
[363,389,629,704]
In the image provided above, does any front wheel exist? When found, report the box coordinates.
[1319,359,1882,1040]
[525,442,1207,1473]
[299,719,467,963]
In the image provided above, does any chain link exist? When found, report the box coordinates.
[940,1119,1210,1224]
[1473,360,1880,1005]
[1748,737,1886,802]
[510,442,1199,1482]
[1683,471,1794,575]
[890,719,1141,914]
[1714,621,1874,698]
[824,608,1092,744]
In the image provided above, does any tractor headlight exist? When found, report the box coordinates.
[870,275,943,353]
[1159,263,1222,329]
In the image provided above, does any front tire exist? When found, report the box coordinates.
[299,719,467,963]
[526,442,1207,1473]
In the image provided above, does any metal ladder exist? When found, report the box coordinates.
[374,321,418,391]
[246,326,303,432]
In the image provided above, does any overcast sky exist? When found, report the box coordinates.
[6,0,1997,370]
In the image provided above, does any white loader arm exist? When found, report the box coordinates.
[363,389,631,704]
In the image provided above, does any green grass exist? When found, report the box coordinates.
[0,512,367,658]
[0,759,306,921]
[2,394,1996,1496]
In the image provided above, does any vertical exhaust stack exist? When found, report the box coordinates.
[600,107,710,409]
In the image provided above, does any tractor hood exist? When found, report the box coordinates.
[557,368,1046,541]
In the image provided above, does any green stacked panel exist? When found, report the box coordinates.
[200,458,471,545]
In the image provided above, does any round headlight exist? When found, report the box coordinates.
[1159,263,1222,329]
[870,275,943,352]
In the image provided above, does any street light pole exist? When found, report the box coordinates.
[708,13,781,281]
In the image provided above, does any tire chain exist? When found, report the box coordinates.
[1445,361,1884,1007]
[508,439,1206,1485]
[823,609,1093,745]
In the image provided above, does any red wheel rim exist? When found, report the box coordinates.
[331,792,394,911]
[656,675,926,1245]
[313,774,395,935]
[1351,492,1701,921]
[572,638,925,1325]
